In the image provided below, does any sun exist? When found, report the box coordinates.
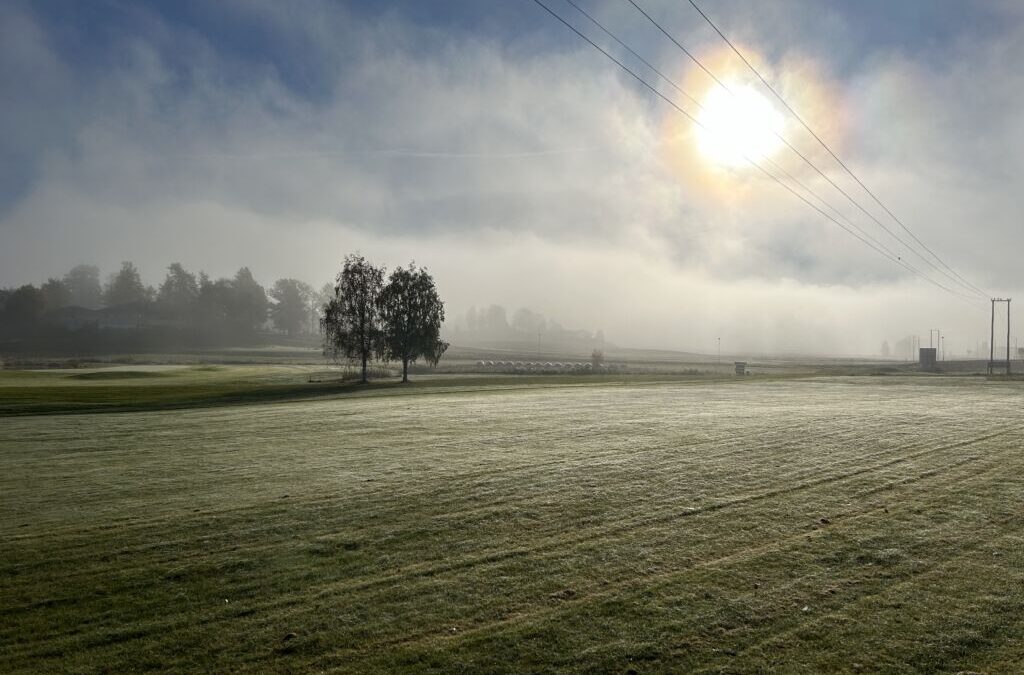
[695,84,785,168]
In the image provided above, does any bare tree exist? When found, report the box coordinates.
[321,254,384,384]
[378,263,448,383]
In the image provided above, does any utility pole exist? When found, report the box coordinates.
[717,336,721,364]
[941,335,945,361]
[990,299,996,374]
[989,298,1012,375]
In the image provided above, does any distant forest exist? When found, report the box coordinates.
[0,262,331,354]
[0,264,606,356]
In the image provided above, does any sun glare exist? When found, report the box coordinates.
[696,84,784,168]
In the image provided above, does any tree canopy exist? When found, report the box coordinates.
[321,254,385,384]
[4,285,46,324]
[63,264,102,309]
[40,278,71,310]
[157,263,199,314]
[269,278,314,336]
[104,261,151,306]
[378,263,448,382]
[230,267,269,334]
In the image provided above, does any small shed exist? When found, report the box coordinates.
[919,347,937,369]
[734,361,747,376]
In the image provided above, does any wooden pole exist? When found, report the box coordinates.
[990,299,995,375]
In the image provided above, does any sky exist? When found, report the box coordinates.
[2,0,1023,356]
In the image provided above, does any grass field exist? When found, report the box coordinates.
[2,372,1024,672]
[0,364,734,416]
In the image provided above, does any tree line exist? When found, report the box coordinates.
[322,255,448,383]
[0,262,333,349]
[0,256,449,381]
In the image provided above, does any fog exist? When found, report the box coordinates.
[2,0,1022,356]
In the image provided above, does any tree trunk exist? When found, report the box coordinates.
[402,358,409,383]
[361,354,368,383]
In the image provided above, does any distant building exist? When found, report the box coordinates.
[919,347,937,369]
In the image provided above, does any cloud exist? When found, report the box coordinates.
[1,0,1021,353]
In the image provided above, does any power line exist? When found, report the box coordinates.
[563,0,698,108]
[682,0,991,299]
[534,0,972,300]
[561,0,971,299]
[530,0,979,302]
[627,0,988,300]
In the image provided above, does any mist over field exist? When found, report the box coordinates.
[3,0,1022,355]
